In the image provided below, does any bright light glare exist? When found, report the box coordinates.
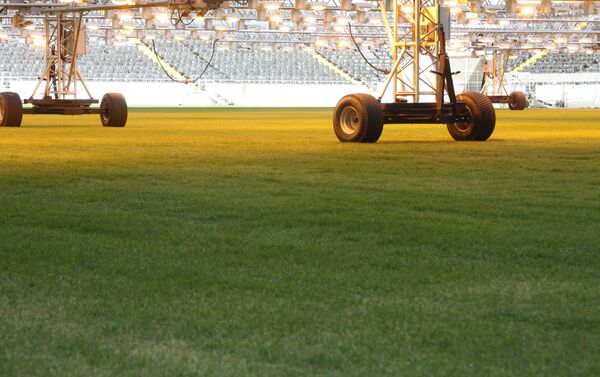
[450,6,462,15]
[310,2,327,11]
[337,39,351,49]
[30,35,45,47]
[269,14,283,23]
[263,1,281,10]
[118,12,133,21]
[519,6,536,16]
[154,12,170,23]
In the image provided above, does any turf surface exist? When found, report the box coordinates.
[1,108,599,376]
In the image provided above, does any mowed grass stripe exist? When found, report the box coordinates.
[1,108,599,376]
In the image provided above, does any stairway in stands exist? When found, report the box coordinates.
[135,39,233,106]
[511,50,549,73]
[312,53,362,85]
[314,48,389,89]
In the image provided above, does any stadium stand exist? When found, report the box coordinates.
[522,51,600,74]
[1,40,598,107]
[507,51,534,72]
[3,39,597,85]
[150,40,348,84]
[78,44,167,81]
[318,46,391,86]
[0,43,44,80]
[0,41,167,82]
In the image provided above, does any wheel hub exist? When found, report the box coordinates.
[453,105,473,132]
[101,105,110,122]
[340,106,359,135]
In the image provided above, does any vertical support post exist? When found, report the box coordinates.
[413,0,420,103]
[392,0,398,102]
[498,49,509,96]
[57,13,64,98]
[30,11,91,101]
[492,50,496,94]
[66,12,83,91]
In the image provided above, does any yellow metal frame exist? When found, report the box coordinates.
[378,0,442,103]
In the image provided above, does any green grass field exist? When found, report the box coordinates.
[1,108,599,376]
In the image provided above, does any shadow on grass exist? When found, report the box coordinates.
[378,139,507,144]
[18,124,107,129]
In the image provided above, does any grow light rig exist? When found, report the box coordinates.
[480,49,527,110]
[333,0,496,142]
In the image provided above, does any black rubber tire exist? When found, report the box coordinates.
[333,93,384,143]
[447,92,496,141]
[508,91,527,110]
[0,92,23,127]
[100,93,127,127]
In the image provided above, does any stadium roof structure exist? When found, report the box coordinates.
[0,0,598,52]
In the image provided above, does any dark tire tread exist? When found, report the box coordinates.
[0,92,23,127]
[508,91,527,111]
[100,93,128,127]
[333,93,384,143]
[447,92,495,141]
